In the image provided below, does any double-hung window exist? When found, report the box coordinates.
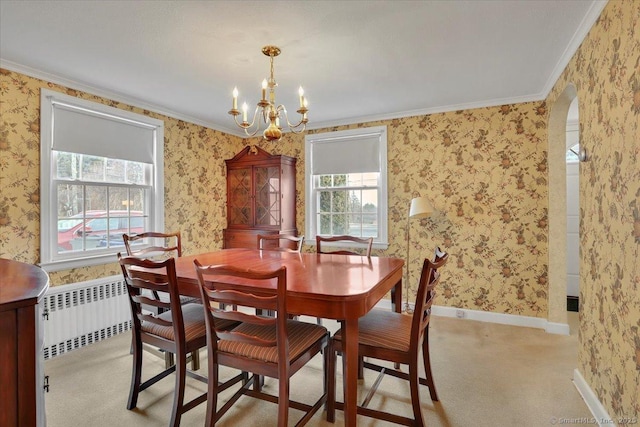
[305,126,388,249]
[40,89,164,272]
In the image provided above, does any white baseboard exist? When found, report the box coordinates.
[375,301,570,335]
[545,321,571,335]
[430,305,571,335]
[573,369,614,426]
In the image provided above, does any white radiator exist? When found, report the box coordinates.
[42,275,131,360]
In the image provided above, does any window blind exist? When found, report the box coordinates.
[310,132,382,175]
[51,101,156,164]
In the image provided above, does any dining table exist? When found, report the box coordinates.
[133,248,404,426]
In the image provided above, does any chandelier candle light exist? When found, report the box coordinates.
[405,196,435,313]
[228,45,309,141]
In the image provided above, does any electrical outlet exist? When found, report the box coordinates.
[455,309,465,319]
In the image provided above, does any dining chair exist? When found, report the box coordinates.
[123,230,183,258]
[118,254,213,427]
[123,231,200,369]
[315,235,374,326]
[316,235,373,257]
[326,248,449,426]
[257,234,304,253]
[194,261,330,427]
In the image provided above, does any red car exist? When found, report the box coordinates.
[57,210,144,252]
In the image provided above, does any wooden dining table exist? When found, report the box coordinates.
[133,248,404,426]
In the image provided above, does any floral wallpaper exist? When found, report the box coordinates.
[249,102,550,319]
[1,69,550,318]
[0,70,244,285]
[547,0,640,418]
[1,0,637,418]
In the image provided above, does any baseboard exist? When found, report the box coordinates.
[431,305,570,335]
[573,369,614,426]
[376,300,570,335]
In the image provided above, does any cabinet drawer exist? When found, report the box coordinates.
[223,229,276,249]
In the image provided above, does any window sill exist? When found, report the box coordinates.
[303,239,388,251]
[39,252,119,273]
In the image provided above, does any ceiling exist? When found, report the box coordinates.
[0,1,605,137]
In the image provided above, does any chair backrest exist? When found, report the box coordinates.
[118,253,186,344]
[430,246,447,281]
[316,235,373,257]
[410,249,448,350]
[257,234,304,253]
[123,231,182,259]
[193,261,288,357]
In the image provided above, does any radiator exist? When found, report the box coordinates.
[42,275,131,360]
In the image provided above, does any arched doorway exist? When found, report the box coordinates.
[547,84,578,334]
[565,98,580,333]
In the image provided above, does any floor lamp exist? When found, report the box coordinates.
[405,196,434,313]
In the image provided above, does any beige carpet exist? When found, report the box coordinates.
[44,313,591,426]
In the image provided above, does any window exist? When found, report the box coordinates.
[305,126,388,249]
[566,143,581,163]
[40,89,164,271]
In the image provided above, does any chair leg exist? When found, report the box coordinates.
[127,333,143,410]
[409,357,425,427]
[165,350,175,369]
[205,359,218,427]
[422,330,439,401]
[278,377,290,427]
[326,340,337,422]
[169,350,187,427]
[191,349,200,371]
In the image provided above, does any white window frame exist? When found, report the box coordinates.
[39,89,164,272]
[305,125,388,250]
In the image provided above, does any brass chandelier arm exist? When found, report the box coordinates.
[275,105,308,134]
[227,45,308,141]
[230,105,263,138]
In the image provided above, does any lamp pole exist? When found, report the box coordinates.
[404,197,434,313]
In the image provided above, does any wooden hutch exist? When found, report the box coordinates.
[223,146,297,249]
[0,258,49,427]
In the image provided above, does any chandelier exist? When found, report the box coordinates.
[228,45,308,141]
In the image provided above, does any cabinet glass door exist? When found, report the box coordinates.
[228,168,251,226]
[255,166,280,226]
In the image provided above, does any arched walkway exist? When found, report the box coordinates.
[547,84,577,331]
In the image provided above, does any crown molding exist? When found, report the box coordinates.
[3,0,606,141]
[540,0,608,98]
[0,59,246,138]
[306,92,544,131]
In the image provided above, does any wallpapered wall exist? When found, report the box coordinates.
[0,68,550,316]
[547,0,640,417]
[0,71,245,285]
[250,104,550,318]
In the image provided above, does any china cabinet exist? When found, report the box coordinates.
[223,146,297,249]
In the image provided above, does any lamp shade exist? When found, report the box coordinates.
[409,197,434,219]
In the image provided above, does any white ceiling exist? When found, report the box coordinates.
[0,1,604,137]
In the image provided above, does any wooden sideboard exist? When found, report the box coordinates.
[223,145,297,249]
[0,258,49,427]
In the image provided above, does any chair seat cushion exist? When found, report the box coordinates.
[219,320,327,363]
[333,309,412,352]
[142,303,215,342]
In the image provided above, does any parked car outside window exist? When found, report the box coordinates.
[57,210,144,252]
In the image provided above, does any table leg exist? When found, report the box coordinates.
[391,278,402,313]
[391,278,402,370]
[342,317,358,426]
